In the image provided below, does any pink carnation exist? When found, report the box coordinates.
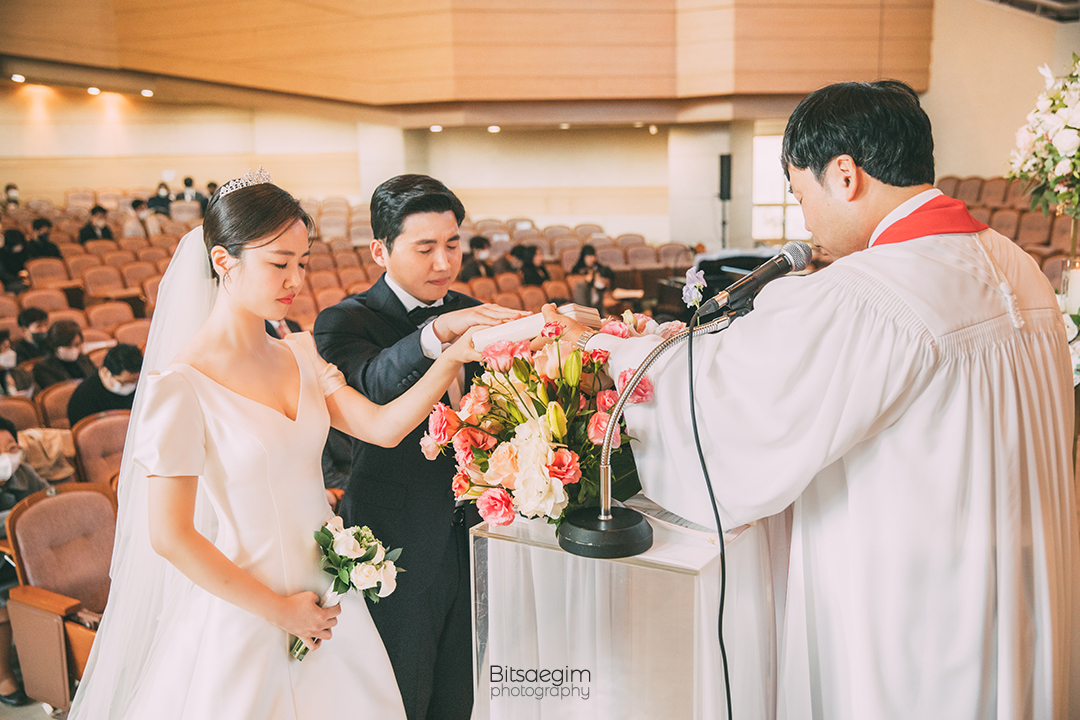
[482,340,531,372]
[453,427,497,466]
[420,433,441,461]
[460,386,490,417]
[541,321,565,339]
[546,448,582,486]
[617,368,654,404]
[427,403,461,445]
[596,389,619,413]
[600,320,630,339]
[589,349,610,366]
[452,468,471,499]
[477,487,516,526]
[587,412,621,448]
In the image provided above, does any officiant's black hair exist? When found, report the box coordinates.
[203,183,314,280]
[781,80,934,187]
[370,174,466,253]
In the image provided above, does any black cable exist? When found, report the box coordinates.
[687,309,733,720]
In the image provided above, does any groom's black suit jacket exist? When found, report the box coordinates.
[312,275,482,584]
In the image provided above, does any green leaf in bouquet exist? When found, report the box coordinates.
[314,527,333,549]
[563,350,582,388]
[506,402,526,425]
[326,546,341,567]
[334,578,350,595]
[531,396,548,416]
[338,567,350,585]
[359,545,378,563]
[385,547,402,563]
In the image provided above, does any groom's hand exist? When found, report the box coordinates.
[432,304,525,344]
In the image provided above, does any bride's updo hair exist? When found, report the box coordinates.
[202,182,314,279]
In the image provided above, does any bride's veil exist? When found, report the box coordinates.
[69,227,218,718]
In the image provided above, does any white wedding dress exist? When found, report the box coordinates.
[72,331,406,719]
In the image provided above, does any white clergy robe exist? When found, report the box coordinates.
[592,227,1080,719]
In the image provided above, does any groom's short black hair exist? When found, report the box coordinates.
[781,80,935,187]
[370,174,465,253]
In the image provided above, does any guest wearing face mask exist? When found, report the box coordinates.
[0,229,29,275]
[13,308,49,365]
[123,199,162,238]
[148,182,172,216]
[26,219,62,260]
[179,176,208,216]
[458,235,494,282]
[0,414,47,708]
[3,184,18,210]
[32,320,95,390]
[66,343,141,427]
[0,332,33,399]
[78,205,115,243]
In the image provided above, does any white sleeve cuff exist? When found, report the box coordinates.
[420,321,444,360]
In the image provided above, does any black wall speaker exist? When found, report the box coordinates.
[719,154,732,201]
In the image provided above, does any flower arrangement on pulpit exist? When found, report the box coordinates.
[420,316,666,530]
[1010,55,1080,383]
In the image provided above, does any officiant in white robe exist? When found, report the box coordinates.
[549,80,1080,720]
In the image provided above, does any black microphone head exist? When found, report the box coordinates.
[780,240,813,272]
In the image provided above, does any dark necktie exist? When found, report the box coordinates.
[407,294,461,326]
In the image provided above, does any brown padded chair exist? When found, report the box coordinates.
[336,266,367,288]
[332,251,361,269]
[989,209,1021,241]
[35,379,82,430]
[87,301,136,333]
[542,280,571,301]
[26,258,70,289]
[135,246,168,264]
[574,223,603,238]
[121,260,156,289]
[72,410,130,485]
[1016,211,1053,248]
[494,272,521,293]
[954,177,984,207]
[978,177,1009,209]
[0,296,17,319]
[117,236,149,254]
[519,286,548,313]
[493,292,523,310]
[935,175,961,197]
[307,270,341,292]
[0,396,41,430]
[7,482,117,711]
[469,277,498,302]
[20,288,68,313]
[65,253,102,280]
[285,294,318,330]
[83,239,119,258]
[306,254,336,273]
[315,286,347,311]
[101,250,136,271]
[113,319,151,348]
[616,234,646,249]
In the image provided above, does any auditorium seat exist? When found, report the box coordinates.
[285,294,318,330]
[978,177,1009,209]
[506,218,535,232]
[102,250,136,271]
[117,237,149,254]
[350,225,374,244]
[48,309,88,329]
[523,237,552,257]
[19,288,68,313]
[511,227,540,244]
[574,223,604,238]
[121,261,157,289]
[627,245,661,268]
[143,276,161,311]
[307,254,336,273]
[491,291,521,310]
[95,189,122,210]
[954,177,984,207]
[477,219,508,236]
[26,258,71,289]
[299,199,320,217]
[328,238,353,253]
[169,200,201,224]
[307,270,341,292]
[616,234,645,249]
[35,379,82,429]
[469,277,498,302]
[597,247,627,268]
[81,328,113,347]
[113,319,151,348]
[309,240,331,255]
[322,197,350,216]
[65,189,96,210]
[1051,215,1075,253]
[319,215,348,239]
[315,287,347,311]
[66,254,102,279]
[0,296,17,319]
[519,286,548,313]
[84,239,119,258]
[989,209,1021,240]
[490,239,512,259]
[1016,211,1053,248]
[155,257,172,274]
[346,281,373,295]
[72,410,130,485]
[542,280,571,301]
[82,266,126,299]
[590,235,614,248]
[935,176,961,197]
[542,225,571,240]
[495,272,521,293]
[57,243,86,259]
[87,302,135,333]
[336,266,368,287]
[0,396,41,430]
[1005,180,1032,210]
[333,251,361,268]
[1042,254,1065,292]
[561,248,580,273]
[969,207,992,225]
[450,282,471,296]
[6,482,117,712]
[136,246,168,264]
[552,236,582,260]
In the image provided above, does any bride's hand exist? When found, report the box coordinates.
[444,326,483,364]
[276,590,340,651]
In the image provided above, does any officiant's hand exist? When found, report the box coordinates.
[276,591,340,652]
[541,304,589,348]
[432,304,525,344]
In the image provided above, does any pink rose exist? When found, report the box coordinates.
[511,340,532,361]
[482,339,529,372]
[617,368,654,404]
[541,321,564,339]
[587,412,621,448]
[632,313,651,332]
[578,393,588,411]
[596,389,619,413]
[589,349,610,366]
[428,403,462,445]
[453,427,498,466]
[460,386,490,417]
[420,433,441,461]
[546,448,582,486]
[452,468,471,499]
[477,487,515,526]
[599,320,630,339]
[485,442,519,489]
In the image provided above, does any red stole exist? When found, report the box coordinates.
[872,194,988,247]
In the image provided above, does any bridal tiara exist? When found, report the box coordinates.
[219,166,273,197]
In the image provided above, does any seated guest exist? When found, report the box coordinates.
[147,182,172,216]
[491,245,520,276]
[33,320,95,390]
[459,235,494,282]
[0,229,28,275]
[514,244,549,286]
[0,331,32,398]
[570,244,615,313]
[13,308,49,365]
[3,184,18,209]
[206,181,218,198]
[179,176,207,215]
[67,343,141,427]
[26,219,62,260]
[123,199,162,238]
[0,414,49,707]
[78,205,114,243]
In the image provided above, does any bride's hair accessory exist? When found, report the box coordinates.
[219,166,273,197]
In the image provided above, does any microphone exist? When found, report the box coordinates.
[697,240,812,316]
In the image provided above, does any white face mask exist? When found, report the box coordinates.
[6,190,17,200]
[0,450,22,482]
[476,250,490,261]
[0,349,15,369]
[56,346,80,362]
[137,209,149,220]
[157,188,168,197]
[102,370,137,396]
[93,218,107,228]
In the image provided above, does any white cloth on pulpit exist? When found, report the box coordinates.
[592,225,1080,719]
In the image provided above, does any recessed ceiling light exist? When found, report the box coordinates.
[430,125,443,132]
[633,122,644,128]
[141,89,154,97]
[559,123,570,130]
[87,87,100,95]
[648,124,658,135]
[487,125,501,133]
[11,75,25,83]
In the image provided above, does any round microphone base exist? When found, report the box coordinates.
[557,507,653,559]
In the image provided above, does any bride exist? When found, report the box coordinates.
[69,172,509,719]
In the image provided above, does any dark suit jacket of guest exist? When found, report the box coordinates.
[313,275,482,585]
[33,354,95,391]
[78,224,115,243]
[264,318,302,339]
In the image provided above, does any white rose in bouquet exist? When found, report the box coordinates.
[1055,128,1080,158]
[332,530,365,559]
[350,562,380,590]
[377,561,398,598]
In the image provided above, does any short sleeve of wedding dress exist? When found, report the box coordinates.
[131,370,206,477]
[285,331,348,397]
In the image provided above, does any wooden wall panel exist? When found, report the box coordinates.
[676,6,736,97]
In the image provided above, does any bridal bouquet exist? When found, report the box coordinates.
[421,318,663,531]
[290,516,402,660]
[1009,54,1080,217]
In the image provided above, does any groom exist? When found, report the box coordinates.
[314,175,517,720]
